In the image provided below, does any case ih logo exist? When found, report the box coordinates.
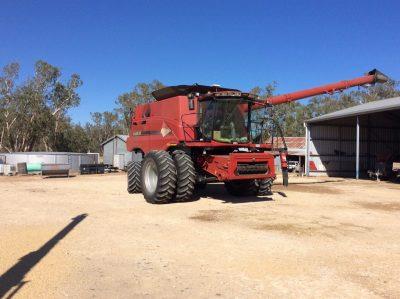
[160,121,171,137]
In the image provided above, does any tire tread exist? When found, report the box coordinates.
[258,178,273,196]
[127,161,141,194]
[172,150,196,202]
[142,151,177,204]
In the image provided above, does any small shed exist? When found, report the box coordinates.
[271,137,306,158]
[271,137,306,172]
[305,97,400,178]
[101,135,132,169]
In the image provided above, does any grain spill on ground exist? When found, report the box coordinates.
[189,209,230,222]
[25,188,47,193]
[274,183,340,194]
[190,208,374,238]
[255,221,373,238]
[256,223,316,236]
[353,201,400,212]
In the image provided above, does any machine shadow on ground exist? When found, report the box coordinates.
[0,214,88,299]
[196,183,274,204]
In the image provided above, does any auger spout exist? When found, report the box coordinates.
[265,69,388,106]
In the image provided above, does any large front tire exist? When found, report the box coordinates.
[172,150,196,202]
[127,161,141,193]
[141,151,177,204]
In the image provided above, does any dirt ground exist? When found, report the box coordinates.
[0,173,400,298]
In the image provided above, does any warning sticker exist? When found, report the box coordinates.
[161,122,171,137]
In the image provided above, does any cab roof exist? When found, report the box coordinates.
[151,84,240,101]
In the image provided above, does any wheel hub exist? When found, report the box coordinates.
[144,159,158,194]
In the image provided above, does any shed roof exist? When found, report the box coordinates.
[101,135,128,146]
[269,137,305,149]
[306,96,400,124]
[267,137,306,156]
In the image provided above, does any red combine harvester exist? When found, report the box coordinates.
[126,70,387,203]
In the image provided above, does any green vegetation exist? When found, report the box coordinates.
[1,60,399,153]
[0,60,163,153]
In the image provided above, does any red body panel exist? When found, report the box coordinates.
[200,152,276,181]
[126,95,198,153]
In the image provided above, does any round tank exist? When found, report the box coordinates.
[27,163,42,172]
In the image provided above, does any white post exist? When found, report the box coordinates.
[305,123,310,176]
[356,116,360,179]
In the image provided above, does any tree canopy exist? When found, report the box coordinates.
[1,60,399,154]
[0,60,82,152]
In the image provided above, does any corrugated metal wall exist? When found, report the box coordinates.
[103,142,114,165]
[116,138,127,154]
[0,152,99,172]
[308,125,400,177]
[102,136,132,168]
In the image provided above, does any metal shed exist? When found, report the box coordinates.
[101,135,132,169]
[305,97,400,178]
[0,152,99,172]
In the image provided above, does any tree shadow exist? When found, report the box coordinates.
[197,183,274,204]
[0,213,88,298]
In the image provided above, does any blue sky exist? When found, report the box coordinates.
[1,0,399,123]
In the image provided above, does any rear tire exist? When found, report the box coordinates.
[141,151,177,204]
[257,178,273,196]
[224,180,258,196]
[172,150,196,202]
[127,161,141,194]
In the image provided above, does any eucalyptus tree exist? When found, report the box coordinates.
[0,62,19,152]
[115,80,164,130]
[0,60,82,152]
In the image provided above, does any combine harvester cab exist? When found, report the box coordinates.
[126,70,388,204]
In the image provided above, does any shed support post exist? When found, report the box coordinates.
[305,124,310,176]
[356,116,360,179]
